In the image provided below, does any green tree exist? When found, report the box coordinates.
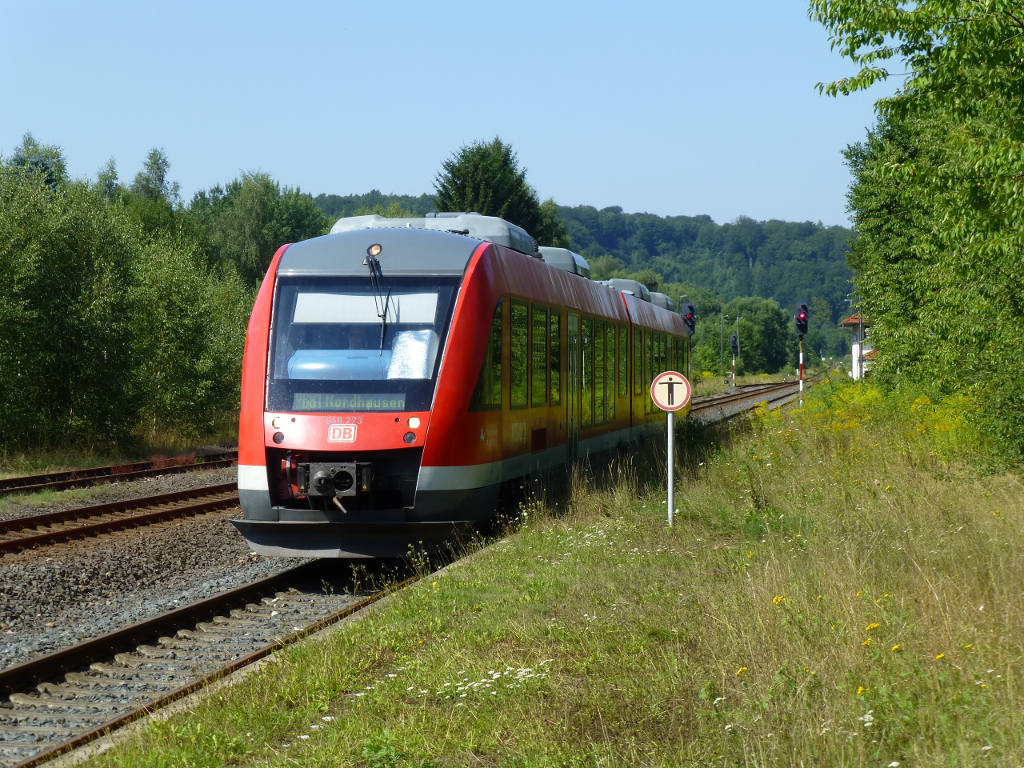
[131,235,251,440]
[811,0,1024,456]
[0,166,140,446]
[95,158,122,202]
[188,172,328,287]
[5,132,67,189]
[724,297,791,375]
[125,148,181,236]
[434,137,546,238]
[537,198,572,248]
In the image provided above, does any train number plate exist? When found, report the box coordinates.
[327,423,358,443]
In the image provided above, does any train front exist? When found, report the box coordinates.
[232,227,477,558]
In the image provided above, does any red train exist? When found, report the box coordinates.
[232,213,690,557]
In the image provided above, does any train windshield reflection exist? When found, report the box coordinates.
[267,276,458,412]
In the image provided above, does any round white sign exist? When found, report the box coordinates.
[649,371,692,412]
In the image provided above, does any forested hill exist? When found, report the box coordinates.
[314,192,855,327]
[556,206,854,326]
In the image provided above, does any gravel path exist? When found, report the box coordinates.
[0,467,314,670]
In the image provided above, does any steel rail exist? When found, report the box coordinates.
[0,484,239,554]
[0,452,238,498]
[690,380,798,415]
[1,566,413,768]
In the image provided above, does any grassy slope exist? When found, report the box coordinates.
[84,378,1022,767]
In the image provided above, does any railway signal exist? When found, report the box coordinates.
[795,304,808,338]
[795,303,808,405]
[682,303,696,335]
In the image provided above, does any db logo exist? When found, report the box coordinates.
[327,423,357,443]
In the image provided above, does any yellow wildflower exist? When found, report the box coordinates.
[865,622,880,632]
[772,595,786,605]
[856,686,866,695]
[935,653,945,660]
[862,638,872,647]
[736,666,748,676]
[891,644,901,652]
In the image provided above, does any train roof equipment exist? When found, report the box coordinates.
[650,292,676,311]
[277,227,481,277]
[330,212,538,257]
[603,277,651,302]
[538,246,591,278]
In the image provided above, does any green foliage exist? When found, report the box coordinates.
[314,190,436,219]
[130,236,250,441]
[434,137,548,241]
[0,168,141,446]
[124,148,183,237]
[724,296,792,375]
[557,205,853,343]
[0,147,253,452]
[6,132,67,189]
[811,0,1024,459]
[188,172,328,287]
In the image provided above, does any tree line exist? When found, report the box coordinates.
[0,136,329,453]
[811,0,1024,461]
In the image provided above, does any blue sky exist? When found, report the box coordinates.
[2,1,887,226]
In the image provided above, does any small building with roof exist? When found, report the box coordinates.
[839,313,872,379]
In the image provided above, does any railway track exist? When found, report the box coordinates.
[0,451,238,498]
[690,380,802,420]
[0,484,239,555]
[0,561,405,768]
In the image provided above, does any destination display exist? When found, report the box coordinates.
[292,392,406,411]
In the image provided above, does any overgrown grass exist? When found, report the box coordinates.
[0,432,236,479]
[81,375,1022,767]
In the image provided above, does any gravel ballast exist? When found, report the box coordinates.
[0,467,315,670]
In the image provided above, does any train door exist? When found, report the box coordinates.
[566,311,580,461]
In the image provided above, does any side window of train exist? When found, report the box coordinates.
[581,316,593,427]
[510,300,528,409]
[603,323,612,420]
[532,305,547,407]
[549,309,561,405]
[594,319,605,423]
[645,331,655,413]
[633,328,643,396]
[470,298,503,410]
[618,325,628,398]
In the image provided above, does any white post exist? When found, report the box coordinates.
[667,410,674,526]
[799,339,805,407]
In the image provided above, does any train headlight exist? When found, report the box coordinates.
[403,431,416,444]
[408,417,421,429]
[367,243,382,258]
[273,432,285,444]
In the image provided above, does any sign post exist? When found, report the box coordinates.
[650,371,692,526]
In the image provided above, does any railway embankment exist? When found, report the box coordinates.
[65,378,1024,766]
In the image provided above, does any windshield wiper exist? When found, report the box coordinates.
[363,247,393,356]
[378,288,391,354]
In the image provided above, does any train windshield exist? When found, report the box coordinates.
[267,276,460,412]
